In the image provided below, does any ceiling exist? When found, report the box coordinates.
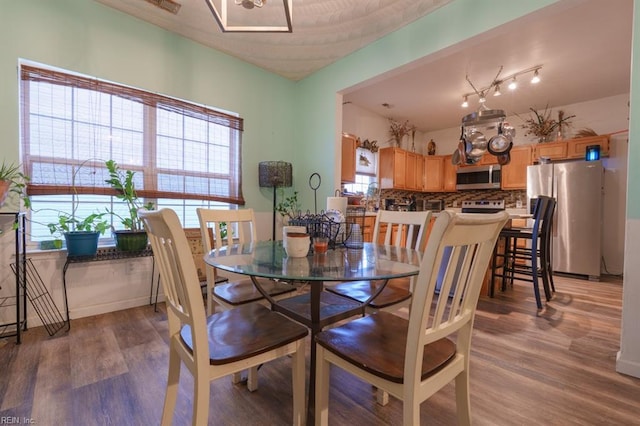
[95,0,452,81]
[95,0,633,132]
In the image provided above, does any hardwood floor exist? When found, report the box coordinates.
[1,274,638,425]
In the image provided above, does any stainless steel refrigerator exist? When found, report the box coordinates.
[526,160,603,279]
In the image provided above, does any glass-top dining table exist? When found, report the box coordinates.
[204,240,422,422]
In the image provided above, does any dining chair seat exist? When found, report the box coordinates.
[325,277,412,310]
[213,278,295,307]
[273,290,364,331]
[140,209,308,426]
[179,303,308,365]
[315,311,456,383]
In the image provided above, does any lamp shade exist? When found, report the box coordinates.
[258,161,292,188]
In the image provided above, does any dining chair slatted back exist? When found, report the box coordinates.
[140,209,308,426]
[197,208,295,315]
[315,211,509,426]
[374,210,430,250]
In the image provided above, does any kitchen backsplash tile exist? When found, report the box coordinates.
[379,189,527,209]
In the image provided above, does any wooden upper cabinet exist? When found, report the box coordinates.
[532,141,568,162]
[501,145,532,190]
[405,152,423,190]
[566,135,610,159]
[530,135,610,162]
[379,147,407,189]
[341,133,357,183]
[442,155,457,192]
[479,153,499,165]
[424,155,444,192]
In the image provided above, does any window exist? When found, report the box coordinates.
[343,174,376,195]
[20,64,243,241]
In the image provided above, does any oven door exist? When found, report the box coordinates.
[456,165,501,190]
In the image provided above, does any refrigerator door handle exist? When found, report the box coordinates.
[552,174,558,237]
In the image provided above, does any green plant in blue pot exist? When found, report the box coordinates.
[48,212,109,257]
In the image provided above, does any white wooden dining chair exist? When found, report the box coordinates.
[197,208,296,315]
[325,210,432,313]
[140,209,307,426]
[315,210,509,426]
[197,208,298,390]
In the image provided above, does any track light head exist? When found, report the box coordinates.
[493,84,502,97]
[461,96,469,108]
[508,77,517,90]
[531,69,541,84]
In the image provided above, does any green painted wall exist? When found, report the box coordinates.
[0,0,296,212]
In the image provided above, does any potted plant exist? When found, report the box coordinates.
[104,159,154,252]
[275,190,300,225]
[48,212,110,257]
[0,161,29,209]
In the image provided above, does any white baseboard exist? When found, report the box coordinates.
[616,350,640,379]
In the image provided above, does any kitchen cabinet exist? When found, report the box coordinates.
[405,152,423,190]
[442,155,457,192]
[479,153,499,165]
[379,147,407,189]
[532,141,567,162]
[530,135,610,162]
[362,215,376,242]
[341,133,357,183]
[377,223,407,247]
[566,135,610,159]
[501,145,532,190]
[424,156,444,192]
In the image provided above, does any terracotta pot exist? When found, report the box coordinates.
[0,180,10,207]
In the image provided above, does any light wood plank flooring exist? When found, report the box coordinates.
[1,274,638,425]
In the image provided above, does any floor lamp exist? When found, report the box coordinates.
[258,161,293,241]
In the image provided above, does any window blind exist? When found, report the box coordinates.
[20,65,245,205]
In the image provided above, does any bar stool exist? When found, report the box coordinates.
[491,196,554,309]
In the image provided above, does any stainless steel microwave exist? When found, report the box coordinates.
[456,165,501,190]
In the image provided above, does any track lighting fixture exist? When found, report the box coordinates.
[460,65,543,108]
[531,69,541,84]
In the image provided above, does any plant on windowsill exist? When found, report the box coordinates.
[0,161,30,210]
[104,159,155,252]
[47,212,110,257]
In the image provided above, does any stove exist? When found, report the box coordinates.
[461,199,505,214]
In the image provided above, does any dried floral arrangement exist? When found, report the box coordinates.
[388,118,416,146]
[521,105,575,142]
